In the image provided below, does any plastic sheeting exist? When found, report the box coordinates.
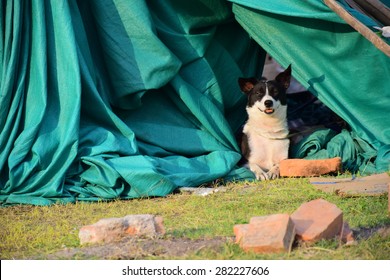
[0,0,263,205]
[0,0,389,205]
[231,0,390,173]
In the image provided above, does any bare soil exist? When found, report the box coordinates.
[36,225,390,260]
[42,237,231,260]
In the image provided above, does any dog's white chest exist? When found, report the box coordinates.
[245,128,289,171]
[243,104,289,172]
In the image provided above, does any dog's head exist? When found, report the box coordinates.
[238,65,291,116]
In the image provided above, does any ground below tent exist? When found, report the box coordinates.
[35,220,390,260]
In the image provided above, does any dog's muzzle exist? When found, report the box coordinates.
[258,107,275,114]
[263,100,274,114]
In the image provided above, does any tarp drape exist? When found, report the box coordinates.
[230,0,390,174]
[1,0,389,205]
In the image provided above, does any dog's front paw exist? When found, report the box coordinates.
[267,164,280,180]
[249,163,269,180]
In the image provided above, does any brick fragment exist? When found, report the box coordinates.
[79,214,164,245]
[280,157,342,177]
[233,224,249,244]
[237,214,296,253]
[291,199,343,242]
[153,215,166,235]
[122,214,165,236]
[341,221,355,245]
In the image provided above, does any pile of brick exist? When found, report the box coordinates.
[234,199,355,253]
[78,199,359,253]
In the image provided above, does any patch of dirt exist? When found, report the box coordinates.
[42,237,231,260]
[32,225,390,260]
[353,225,390,240]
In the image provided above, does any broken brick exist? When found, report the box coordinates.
[233,224,249,244]
[291,199,343,242]
[79,214,164,245]
[341,221,355,245]
[236,214,296,253]
[280,157,342,177]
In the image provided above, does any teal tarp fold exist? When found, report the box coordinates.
[1,0,262,205]
[1,0,389,205]
[230,0,390,173]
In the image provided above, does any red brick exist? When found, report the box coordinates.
[233,224,249,244]
[280,158,342,177]
[291,199,343,242]
[122,214,165,236]
[341,221,355,245]
[79,218,125,244]
[239,214,296,253]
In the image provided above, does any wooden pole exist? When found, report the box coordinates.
[324,0,390,57]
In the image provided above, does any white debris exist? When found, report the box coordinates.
[373,26,390,38]
[178,187,226,196]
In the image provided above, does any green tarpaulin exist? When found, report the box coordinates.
[1,0,389,205]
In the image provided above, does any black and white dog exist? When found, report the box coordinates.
[238,65,291,180]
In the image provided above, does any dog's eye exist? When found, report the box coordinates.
[269,88,278,96]
[255,91,264,96]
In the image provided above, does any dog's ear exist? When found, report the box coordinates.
[275,64,291,90]
[238,78,257,94]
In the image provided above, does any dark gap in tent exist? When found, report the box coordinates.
[262,54,349,151]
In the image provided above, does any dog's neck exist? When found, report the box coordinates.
[244,105,289,140]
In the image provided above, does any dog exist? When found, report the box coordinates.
[238,65,291,180]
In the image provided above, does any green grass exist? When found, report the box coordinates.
[1,177,389,259]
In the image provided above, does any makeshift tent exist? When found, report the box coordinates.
[1,0,389,205]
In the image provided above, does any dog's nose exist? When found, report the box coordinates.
[264,100,273,108]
